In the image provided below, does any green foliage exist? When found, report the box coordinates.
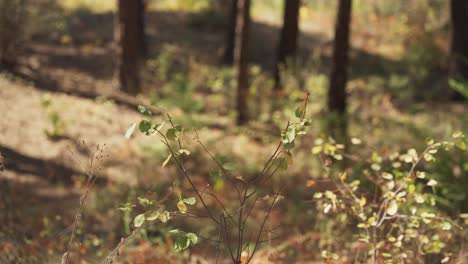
[160,73,203,113]
[40,95,66,138]
[169,229,198,252]
[312,132,467,263]
[449,78,468,100]
[122,99,312,263]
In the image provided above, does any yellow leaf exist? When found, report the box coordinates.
[359,197,366,207]
[312,145,322,154]
[177,201,187,213]
[340,172,348,181]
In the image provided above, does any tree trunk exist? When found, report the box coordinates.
[137,0,147,58]
[274,0,300,90]
[115,0,145,95]
[449,0,468,100]
[328,0,352,114]
[223,0,238,65]
[234,0,251,125]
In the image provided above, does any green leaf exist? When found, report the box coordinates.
[145,210,161,221]
[162,153,172,168]
[286,127,296,142]
[371,163,381,171]
[382,172,393,180]
[174,236,190,252]
[456,141,467,150]
[125,123,137,139]
[382,252,392,258]
[222,162,236,170]
[173,232,198,252]
[387,200,398,216]
[284,141,295,150]
[133,214,145,227]
[138,197,154,207]
[301,118,312,126]
[440,222,451,231]
[166,128,177,140]
[281,127,296,144]
[159,211,170,223]
[166,125,183,141]
[449,79,468,99]
[182,197,196,205]
[295,104,305,118]
[138,105,152,116]
[452,130,464,139]
[139,120,153,134]
[186,233,198,245]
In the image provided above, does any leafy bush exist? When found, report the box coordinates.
[53,92,467,263]
[115,98,312,263]
[41,95,67,139]
[311,132,467,263]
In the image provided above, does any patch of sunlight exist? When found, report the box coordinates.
[59,0,115,13]
[149,0,210,12]
[252,0,282,25]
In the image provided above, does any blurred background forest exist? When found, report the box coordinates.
[0,0,468,263]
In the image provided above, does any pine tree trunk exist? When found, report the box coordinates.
[274,0,300,90]
[115,0,145,94]
[328,0,352,114]
[137,0,147,58]
[449,0,468,100]
[223,0,238,65]
[234,0,251,125]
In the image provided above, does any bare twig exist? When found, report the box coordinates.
[63,144,103,264]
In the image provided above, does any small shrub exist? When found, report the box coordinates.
[311,132,467,263]
[41,95,67,139]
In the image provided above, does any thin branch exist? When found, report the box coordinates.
[248,189,283,263]
[63,145,101,264]
[158,131,220,225]
[102,226,144,264]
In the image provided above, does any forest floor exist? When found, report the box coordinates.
[1,3,467,264]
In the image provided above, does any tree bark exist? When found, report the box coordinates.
[449,0,468,100]
[328,0,352,114]
[234,0,251,125]
[274,0,300,90]
[137,0,147,58]
[223,0,238,65]
[115,0,145,95]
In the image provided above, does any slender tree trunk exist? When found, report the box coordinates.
[223,0,238,65]
[115,0,145,95]
[234,0,251,125]
[274,0,300,90]
[0,0,27,71]
[137,0,147,58]
[449,0,468,100]
[328,0,352,114]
